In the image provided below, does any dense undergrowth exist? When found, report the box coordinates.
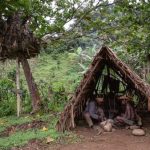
[0,48,92,148]
[0,51,83,116]
[0,45,149,116]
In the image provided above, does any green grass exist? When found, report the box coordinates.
[0,52,82,149]
[0,114,78,149]
[0,114,61,149]
[0,114,58,131]
[0,115,32,132]
[0,127,59,149]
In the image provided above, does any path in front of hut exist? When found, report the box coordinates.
[12,117,150,150]
[13,126,150,150]
[49,127,150,150]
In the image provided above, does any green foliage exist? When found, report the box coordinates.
[48,86,68,112]
[0,0,149,60]
[0,50,83,116]
[0,72,32,116]
[0,113,79,149]
[0,79,16,117]
[30,51,82,112]
[32,52,81,92]
[0,115,33,133]
[74,45,98,74]
[0,114,60,149]
[0,0,98,37]
[0,129,58,149]
[0,0,150,118]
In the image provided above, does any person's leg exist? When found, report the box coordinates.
[135,112,142,126]
[83,112,94,128]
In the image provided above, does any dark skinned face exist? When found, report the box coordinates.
[121,99,127,105]
[96,98,103,105]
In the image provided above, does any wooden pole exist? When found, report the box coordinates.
[16,58,21,117]
[148,96,150,111]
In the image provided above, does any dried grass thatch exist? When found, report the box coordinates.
[0,12,40,61]
[56,46,150,132]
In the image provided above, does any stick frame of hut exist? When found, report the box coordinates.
[56,46,150,132]
[0,12,41,113]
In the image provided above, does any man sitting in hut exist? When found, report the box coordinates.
[115,95,142,126]
[83,96,106,128]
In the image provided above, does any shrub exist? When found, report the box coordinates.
[0,78,16,117]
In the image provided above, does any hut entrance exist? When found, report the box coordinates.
[94,65,128,119]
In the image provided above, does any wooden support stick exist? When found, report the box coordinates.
[16,58,21,117]
[148,97,150,111]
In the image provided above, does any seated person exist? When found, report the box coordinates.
[115,95,142,126]
[83,96,106,128]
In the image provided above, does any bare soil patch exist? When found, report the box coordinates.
[11,116,150,150]
[0,120,46,137]
[11,139,47,150]
[11,127,150,150]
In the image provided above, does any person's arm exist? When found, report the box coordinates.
[88,101,99,120]
[98,108,106,121]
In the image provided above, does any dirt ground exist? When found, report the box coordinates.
[13,127,150,150]
[49,127,150,150]
[12,116,150,150]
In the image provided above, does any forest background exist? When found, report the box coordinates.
[0,0,150,148]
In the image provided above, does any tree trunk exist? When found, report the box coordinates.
[20,57,41,113]
[16,58,21,117]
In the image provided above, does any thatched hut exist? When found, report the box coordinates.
[57,46,150,131]
[0,12,41,113]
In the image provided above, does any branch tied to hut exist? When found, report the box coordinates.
[57,46,150,136]
[0,12,42,115]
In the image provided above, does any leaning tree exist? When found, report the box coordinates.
[0,12,41,114]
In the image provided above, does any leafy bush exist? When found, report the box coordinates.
[48,86,68,112]
[0,78,16,117]
[38,80,68,112]
[0,77,32,116]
